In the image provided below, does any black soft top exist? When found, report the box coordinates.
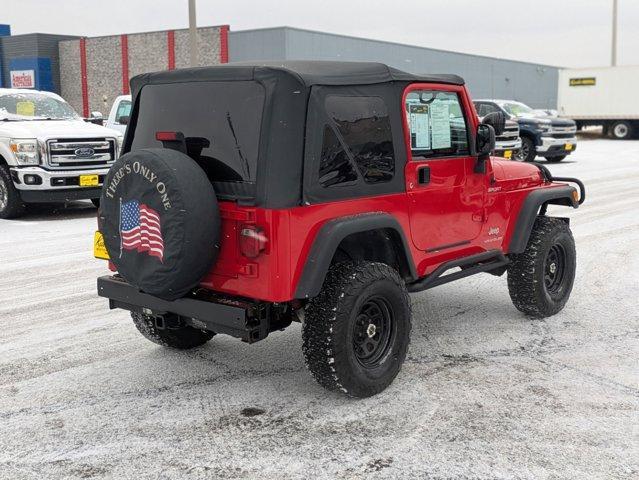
[126,61,466,208]
[130,61,464,91]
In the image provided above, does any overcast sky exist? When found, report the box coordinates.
[3,0,637,67]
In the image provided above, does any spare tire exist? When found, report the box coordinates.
[99,148,220,300]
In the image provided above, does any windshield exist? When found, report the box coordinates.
[498,101,535,118]
[0,92,80,121]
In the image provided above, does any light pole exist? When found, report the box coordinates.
[612,0,618,66]
[188,0,198,67]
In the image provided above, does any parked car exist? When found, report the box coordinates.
[477,103,521,159]
[105,94,132,135]
[0,88,123,218]
[474,99,577,162]
[558,66,639,139]
[94,62,584,397]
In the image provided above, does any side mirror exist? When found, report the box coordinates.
[118,115,130,125]
[475,124,495,173]
[482,111,506,136]
[90,111,103,120]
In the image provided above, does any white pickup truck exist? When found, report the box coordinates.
[0,88,123,218]
[104,95,132,135]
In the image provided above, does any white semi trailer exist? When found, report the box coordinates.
[557,66,639,139]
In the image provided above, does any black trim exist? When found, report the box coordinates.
[425,239,470,253]
[19,187,102,203]
[294,213,417,299]
[508,185,579,254]
[407,250,509,292]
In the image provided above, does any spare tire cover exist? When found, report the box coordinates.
[99,148,220,300]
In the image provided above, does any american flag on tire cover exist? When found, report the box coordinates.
[120,199,164,261]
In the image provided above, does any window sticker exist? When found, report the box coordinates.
[16,101,35,117]
[430,100,452,149]
[408,104,430,149]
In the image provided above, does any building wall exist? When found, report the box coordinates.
[0,33,77,94]
[59,25,228,117]
[229,27,559,108]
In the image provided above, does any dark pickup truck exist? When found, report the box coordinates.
[474,99,577,163]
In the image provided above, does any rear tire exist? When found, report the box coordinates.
[611,121,632,140]
[131,312,215,349]
[0,164,26,219]
[545,155,567,163]
[302,262,411,398]
[514,136,536,162]
[507,217,576,318]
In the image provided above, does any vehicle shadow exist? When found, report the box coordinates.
[18,200,98,222]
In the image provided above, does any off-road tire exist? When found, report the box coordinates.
[302,262,411,398]
[507,217,576,318]
[545,155,567,163]
[131,312,215,349]
[0,164,26,219]
[515,136,536,162]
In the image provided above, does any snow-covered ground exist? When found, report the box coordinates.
[1,135,637,480]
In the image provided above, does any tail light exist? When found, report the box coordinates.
[239,225,267,258]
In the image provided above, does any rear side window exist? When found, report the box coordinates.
[130,81,264,185]
[405,90,469,159]
[319,95,394,187]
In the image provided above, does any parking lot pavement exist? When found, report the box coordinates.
[0,137,638,480]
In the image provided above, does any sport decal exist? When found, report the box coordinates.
[120,199,164,261]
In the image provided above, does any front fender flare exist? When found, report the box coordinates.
[508,185,579,254]
[293,213,417,299]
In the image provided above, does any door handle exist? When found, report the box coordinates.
[418,166,430,185]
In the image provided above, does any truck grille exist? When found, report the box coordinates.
[497,126,519,141]
[46,138,117,170]
[549,126,576,139]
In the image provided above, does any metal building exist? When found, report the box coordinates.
[0,26,78,93]
[230,27,559,108]
[0,24,559,112]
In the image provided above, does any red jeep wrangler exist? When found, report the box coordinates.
[95,62,585,397]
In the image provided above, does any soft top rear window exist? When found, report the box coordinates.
[130,81,265,199]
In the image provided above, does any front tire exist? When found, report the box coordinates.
[0,165,26,219]
[302,262,411,398]
[515,136,536,162]
[545,155,567,163]
[131,312,215,349]
[507,217,576,318]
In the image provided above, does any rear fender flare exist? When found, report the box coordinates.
[293,213,417,299]
[508,185,578,254]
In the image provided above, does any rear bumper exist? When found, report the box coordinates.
[97,276,269,343]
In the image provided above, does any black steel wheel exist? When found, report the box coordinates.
[352,296,395,368]
[303,262,411,398]
[508,217,576,318]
